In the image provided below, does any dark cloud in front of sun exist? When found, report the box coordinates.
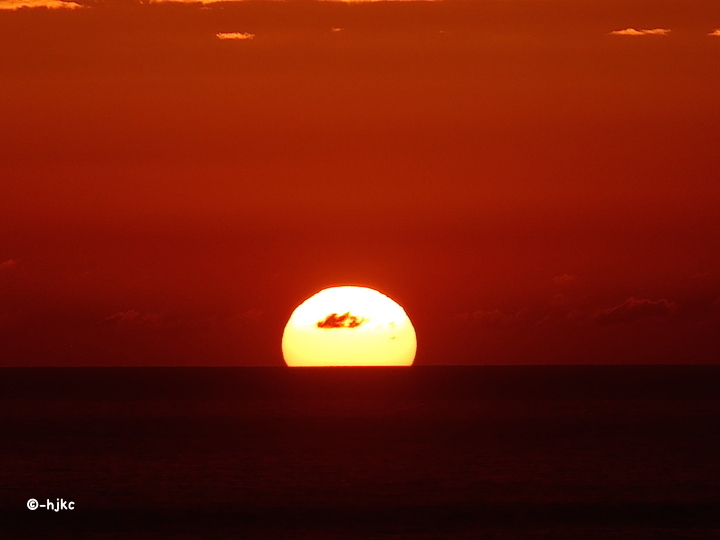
[317,312,366,329]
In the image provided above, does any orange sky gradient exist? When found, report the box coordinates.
[1,0,719,365]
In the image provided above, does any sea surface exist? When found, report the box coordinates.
[1,365,719,539]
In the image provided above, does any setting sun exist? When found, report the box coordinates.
[282,286,417,367]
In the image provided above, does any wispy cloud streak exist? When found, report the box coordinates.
[609,28,671,36]
[152,0,438,4]
[150,0,222,4]
[594,297,677,325]
[320,0,440,3]
[0,259,19,271]
[553,274,576,285]
[216,32,255,40]
[0,0,81,9]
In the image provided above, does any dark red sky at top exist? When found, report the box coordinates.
[1,0,719,365]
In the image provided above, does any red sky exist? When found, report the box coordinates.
[1,0,719,365]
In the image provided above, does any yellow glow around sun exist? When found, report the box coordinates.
[282,286,417,367]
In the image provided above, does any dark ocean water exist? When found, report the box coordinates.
[1,365,719,539]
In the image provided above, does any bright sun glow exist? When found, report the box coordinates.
[282,286,417,367]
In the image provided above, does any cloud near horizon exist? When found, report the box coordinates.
[102,310,142,324]
[101,308,263,330]
[454,306,552,329]
[0,0,81,9]
[553,274,577,285]
[609,28,671,36]
[149,0,437,4]
[102,310,178,329]
[216,32,255,40]
[710,29,720,37]
[455,309,512,327]
[238,308,264,320]
[322,0,439,2]
[593,297,677,325]
[149,0,222,4]
[0,259,20,271]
